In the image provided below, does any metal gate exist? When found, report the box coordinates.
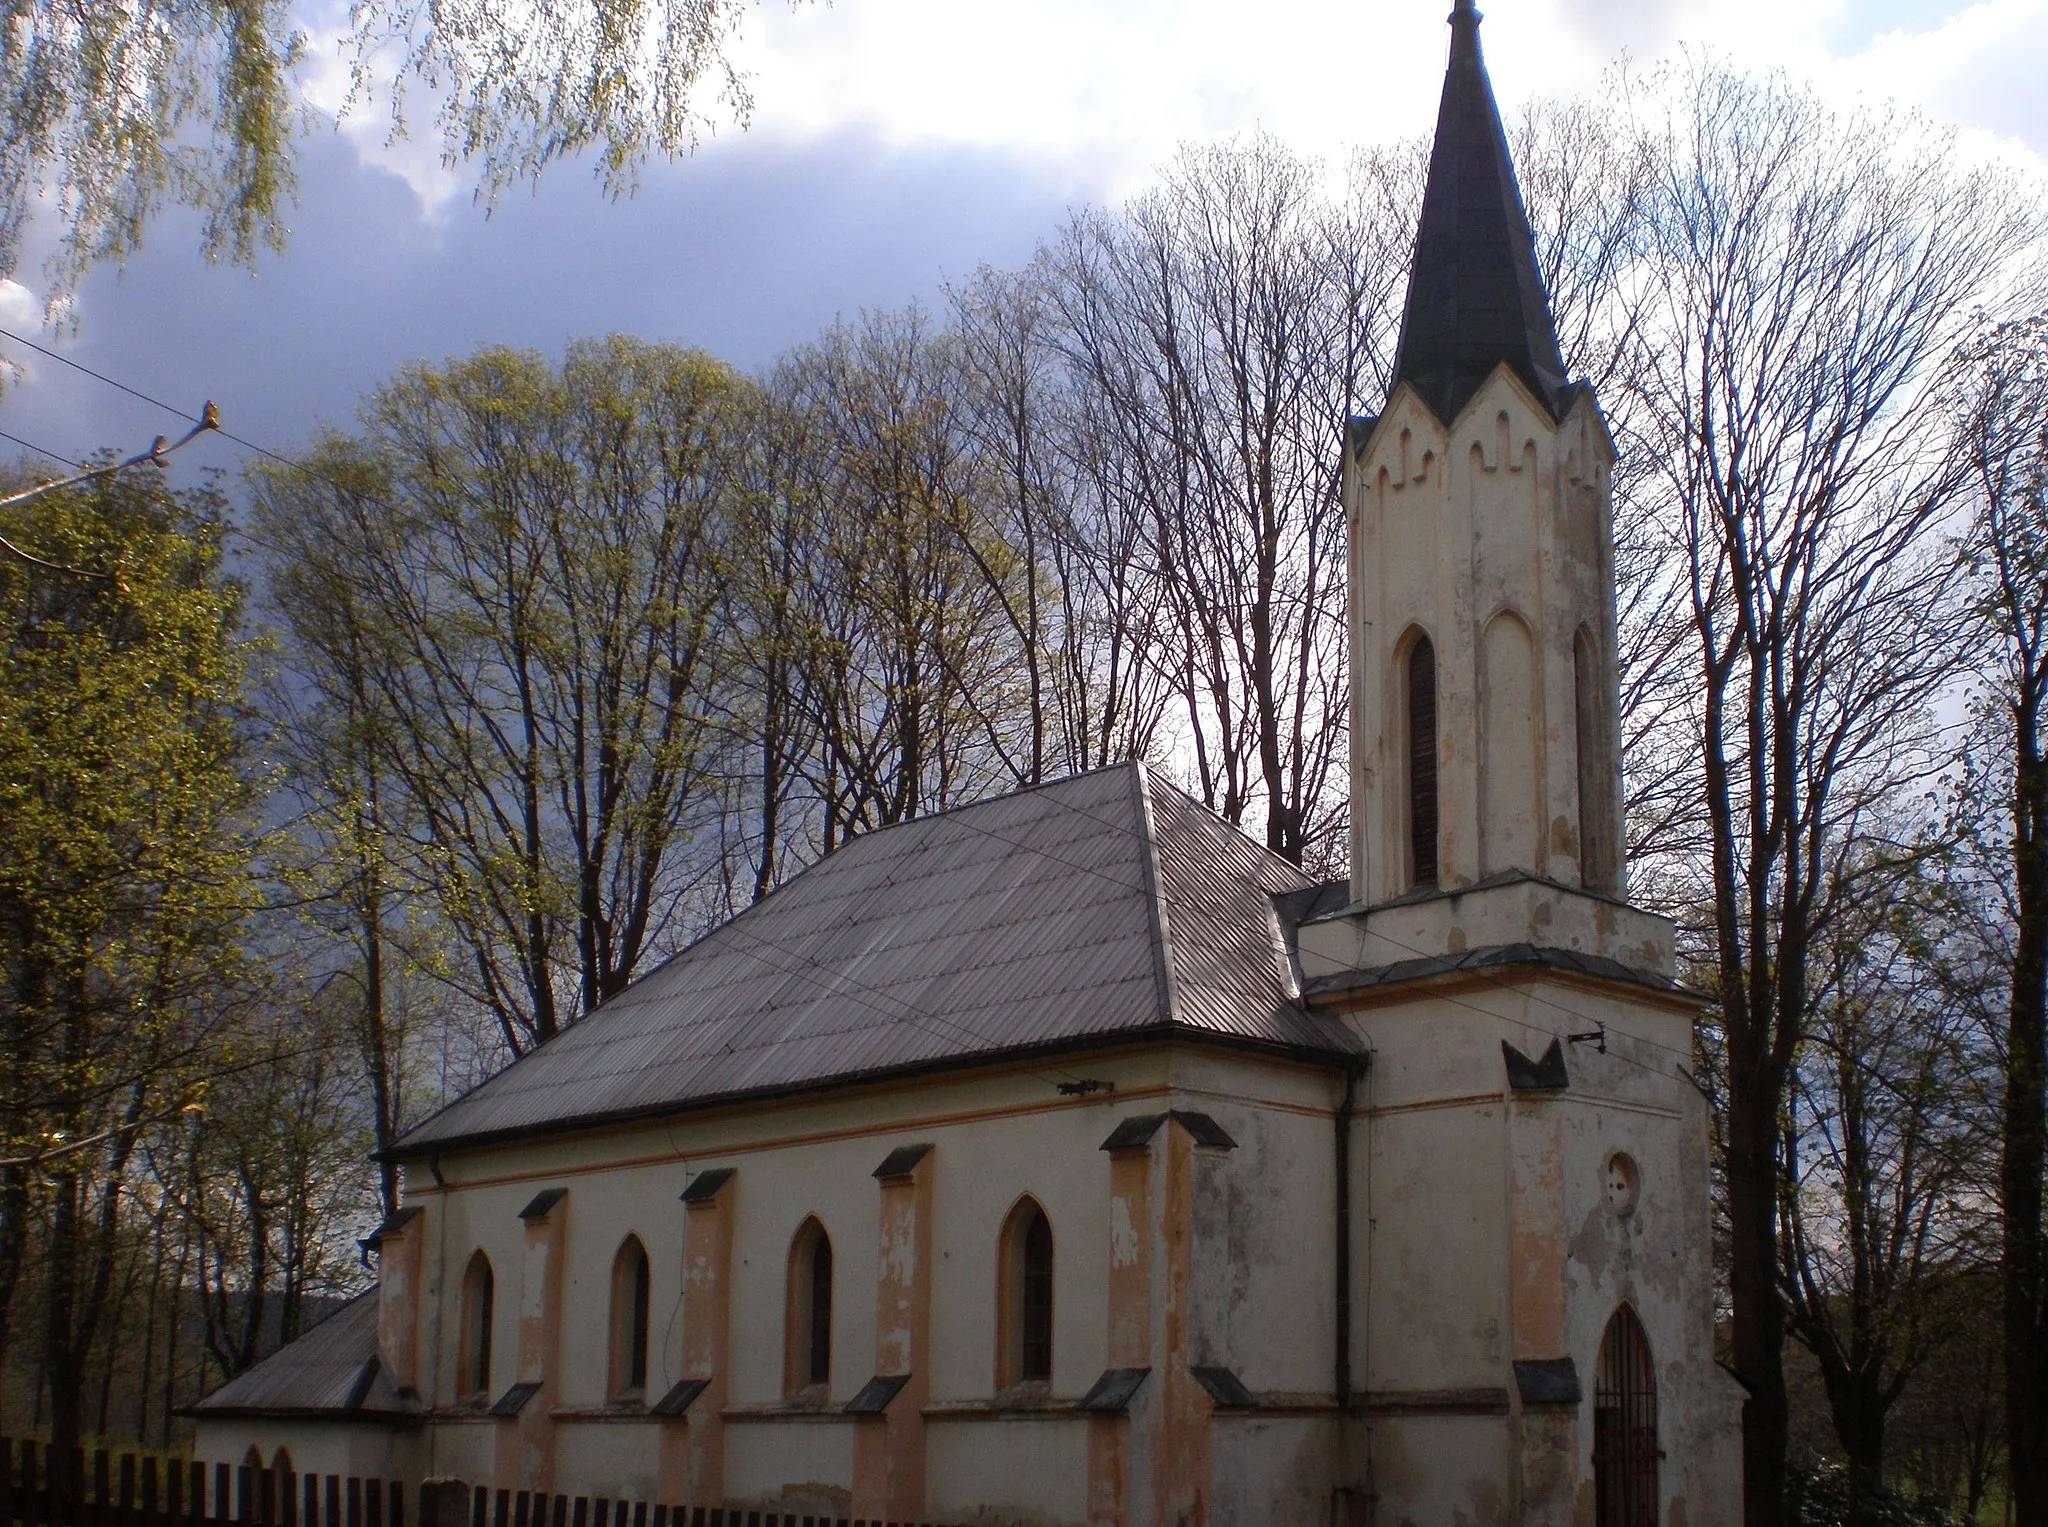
[1593,1305,1658,1527]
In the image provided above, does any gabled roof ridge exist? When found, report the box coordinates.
[1128,762,1186,1028]
[389,758,1357,1159]
[1135,765,1318,892]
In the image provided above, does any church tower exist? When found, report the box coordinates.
[1347,0,1622,910]
[1300,6,1741,1521]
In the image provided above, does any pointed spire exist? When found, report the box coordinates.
[1388,0,1568,423]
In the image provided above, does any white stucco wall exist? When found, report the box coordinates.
[926,1418,1090,1525]
[199,1001,1734,1527]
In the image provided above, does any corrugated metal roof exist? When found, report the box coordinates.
[393,763,1360,1157]
[194,1290,415,1420]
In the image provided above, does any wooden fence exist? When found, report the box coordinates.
[0,1443,959,1527]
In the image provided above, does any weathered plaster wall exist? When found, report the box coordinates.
[1347,368,1622,904]
[191,1420,424,1485]
[198,982,1734,1527]
[722,1419,854,1512]
[1331,970,1738,1526]
[314,1043,1355,1522]
[925,1418,1089,1525]
[551,1420,662,1503]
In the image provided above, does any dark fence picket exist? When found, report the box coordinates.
[0,1446,970,1527]
[66,1444,86,1527]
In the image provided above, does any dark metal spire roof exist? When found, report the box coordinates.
[1389,0,1568,423]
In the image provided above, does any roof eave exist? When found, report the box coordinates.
[382,1021,1366,1164]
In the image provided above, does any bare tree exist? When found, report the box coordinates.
[1043,135,1402,867]
[1950,311,2048,1525]
[1779,852,1997,1518]
[1614,59,2039,1524]
[763,309,1026,848]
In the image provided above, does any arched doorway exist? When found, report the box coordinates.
[1594,1305,1658,1526]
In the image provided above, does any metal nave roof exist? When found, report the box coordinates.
[392,762,1358,1157]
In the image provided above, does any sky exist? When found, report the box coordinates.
[0,0,2043,493]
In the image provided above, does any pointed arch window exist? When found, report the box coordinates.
[997,1198,1055,1388]
[1406,633,1439,886]
[610,1236,652,1398]
[1594,1305,1659,1527]
[786,1219,833,1393]
[1574,626,1613,893]
[459,1251,494,1402]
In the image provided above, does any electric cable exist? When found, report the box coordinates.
[0,325,291,470]
[0,427,80,468]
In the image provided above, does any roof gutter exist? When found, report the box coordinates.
[380,1021,1366,1164]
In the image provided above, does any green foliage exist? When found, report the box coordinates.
[1787,1460,1966,1527]
[0,0,302,298]
[0,461,263,1450]
[0,0,774,304]
[254,337,752,1052]
[0,465,258,1150]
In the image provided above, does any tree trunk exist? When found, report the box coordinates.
[1729,1078,1789,1527]
[2006,690,2048,1525]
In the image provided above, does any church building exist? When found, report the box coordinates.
[195,5,1742,1520]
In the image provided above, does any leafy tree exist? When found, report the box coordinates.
[0,462,258,1452]
[255,338,749,1053]
[0,0,779,303]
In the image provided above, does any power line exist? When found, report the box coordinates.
[0,324,292,469]
[0,427,80,469]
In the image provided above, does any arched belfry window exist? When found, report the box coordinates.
[1406,633,1439,886]
[786,1218,833,1393]
[1574,626,1614,893]
[610,1236,651,1398]
[459,1251,494,1402]
[998,1198,1055,1388]
[1594,1305,1659,1527]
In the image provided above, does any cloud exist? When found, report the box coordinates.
[0,125,1093,484]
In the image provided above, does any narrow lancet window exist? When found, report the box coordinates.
[1575,627,1610,892]
[460,1252,494,1401]
[787,1218,833,1392]
[611,1236,651,1397]
[1407,635,1439,885]
[999,1198,1056,1388]
[1022,1210,1053,1381]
